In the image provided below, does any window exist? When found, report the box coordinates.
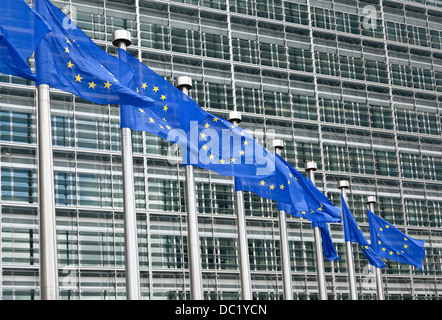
[1,168,37,203]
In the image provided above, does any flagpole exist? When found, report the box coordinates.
[228,111,252,300]
[36,83,59,300]
[338,180,358,300]
[366,196,385,300]
[177,76,203,300]
[113,30,141,300]
[272,139,293,300]
[305,161,327,300]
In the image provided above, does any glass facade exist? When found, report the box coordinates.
[0,0,441,299]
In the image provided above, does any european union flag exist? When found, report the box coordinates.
[0,0,50,81]
[35,0,154,107]
[117,49,207,133]
[183,113,276,178]
[276,162,341,223]
[118,48,276,179]
[234,153,308,211]
[341,196,386,268]
[368,209,425,270]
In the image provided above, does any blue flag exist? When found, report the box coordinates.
[117,49,207,133]
[118,48,277,179]
[234,153,308,212]
[0,0,50,80]
[35,0,154,107]
[276,162,341,223]
[341,195,386,268]
[312,222,340,262]
[368,209,425,270]
[183,113,276,178]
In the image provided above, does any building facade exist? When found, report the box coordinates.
[0,0,441,299]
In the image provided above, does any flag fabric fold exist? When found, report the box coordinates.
[35,0,154,108]
[341,195,386,268]
[234,153,308,212]
[312,222,340,262]
[0,0,51,81]
[368,209,425,270]
[276,161,341,224]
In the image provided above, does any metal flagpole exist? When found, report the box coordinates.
[113,30,141,300]
[37,83,59,300]
[272,139,293,300]
[366,196,385,300]
[177,76,203,300]
[228,111,252,300]
[305,161,327,300]
[338,180,358,300]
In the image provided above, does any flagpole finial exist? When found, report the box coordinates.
[177,76,193,91]
[305,161,317,171]
[338,180,349,189]
[271,139,284,153]
[228,111,242,124]
[112,29,132,47]
[366,196,377,204]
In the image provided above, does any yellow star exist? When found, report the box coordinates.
[382,248,386,251]
[213,117,218,122]
[404,237,408,241]
[243,140,249,146]
[378,240,382,245]
[301,211,306,215]
[142,83,147,90]
[159,125,164,129]
[104,81,112,89]
[202,145,208,151]
[66,38,71,45]
[149,117,154,123]
[288,180,291,185]
[385,225,390,229]
[209,154,215,160]
[389,251,393,255]
[230,157,236,163]
[163,118,167,122]
[200,133,207,139]
[279,184,285,190]
[260,180,265,186]
[269,185,275,190]
[88,81,96,89]
[136,87,139,93]
[204,123,210,129]
[239,150,245,156]
[219,159,225,165]
[379,227,383,232]
[138,109,145,113]
[153,86,159,92]
[163,105,168,112]
[65,47,70,53]
[67,61,74,69]
[166,125,171,130]
[75,74,83,83]
[317,207,323,211]
[311,209,315,213]
[160,95,167,101]
[404,244,408,249]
